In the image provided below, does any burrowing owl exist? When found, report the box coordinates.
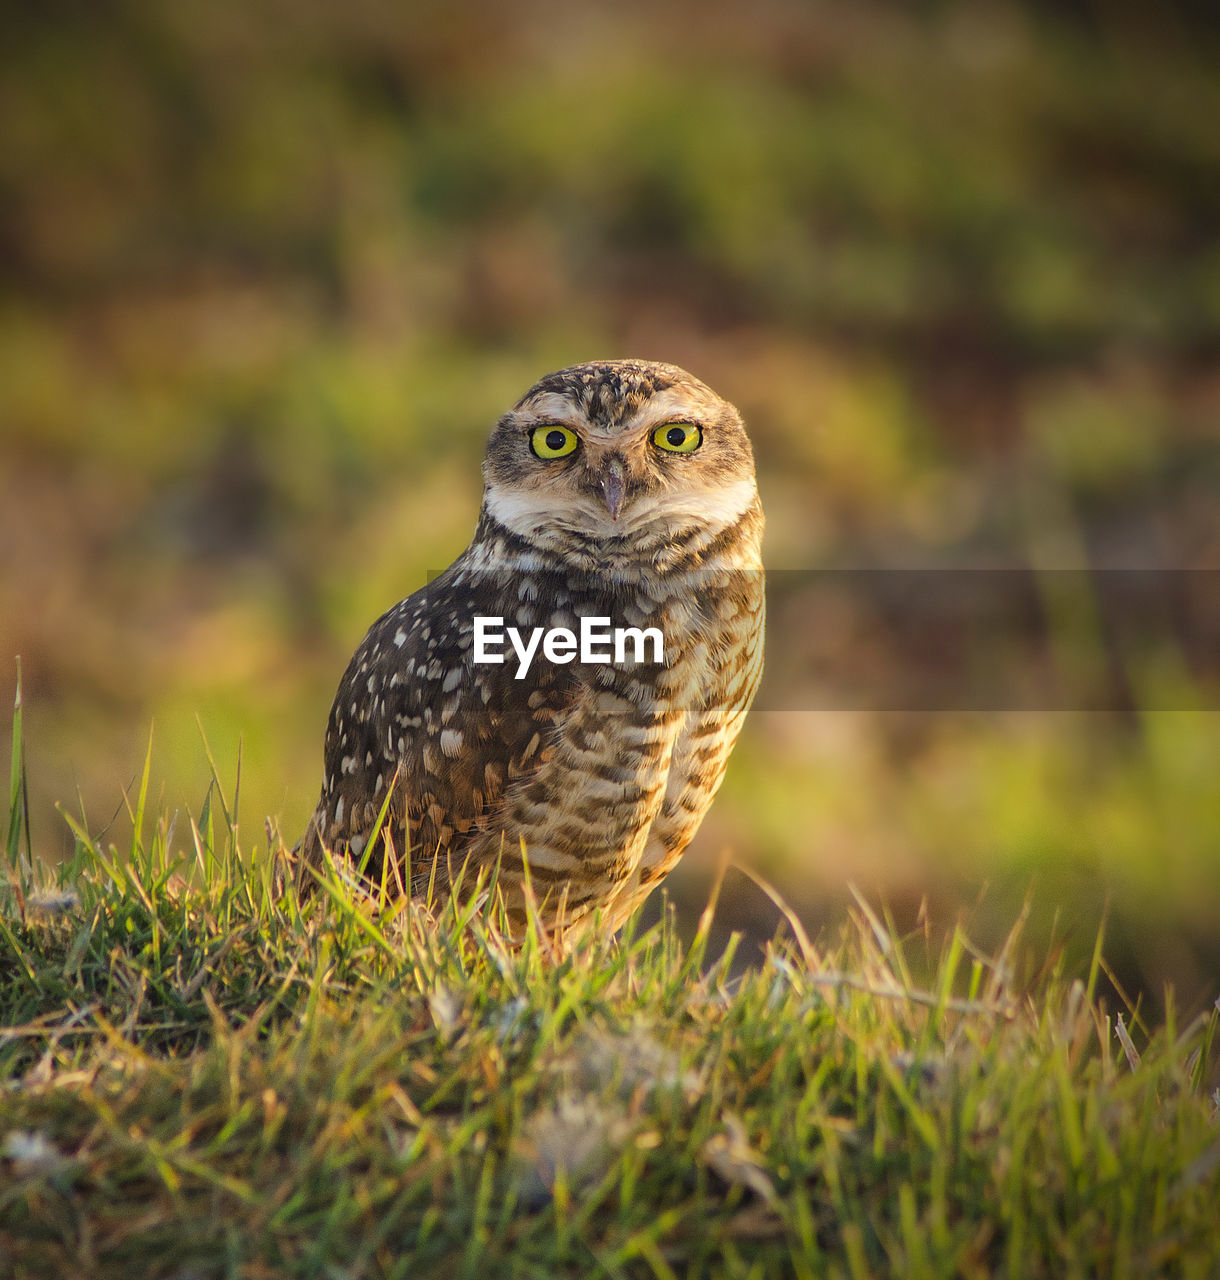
[296,359,764,933]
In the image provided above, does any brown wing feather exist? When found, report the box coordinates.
[297,560,581,887]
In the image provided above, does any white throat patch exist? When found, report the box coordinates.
[483,477,757,542]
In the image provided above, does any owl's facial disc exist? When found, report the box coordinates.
[480,361,758,555]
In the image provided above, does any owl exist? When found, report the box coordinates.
[295,359,764,936]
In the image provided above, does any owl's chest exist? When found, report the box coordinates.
[445,568,762,915]
[526,573,762,777]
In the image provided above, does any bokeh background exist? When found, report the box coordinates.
[2,1,1218,1013]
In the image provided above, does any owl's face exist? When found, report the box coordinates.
[481,360,759,559]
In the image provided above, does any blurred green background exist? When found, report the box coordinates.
[2,1,1218,1012]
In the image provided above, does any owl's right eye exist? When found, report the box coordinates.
[529,425,579,459]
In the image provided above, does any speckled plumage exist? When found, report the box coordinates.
[295,359,764,933]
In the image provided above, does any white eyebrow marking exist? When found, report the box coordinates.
[629,387,722,432]
[516,387,722,441]
[517,392,586,424]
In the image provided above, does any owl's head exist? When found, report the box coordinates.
[480,360,760,566]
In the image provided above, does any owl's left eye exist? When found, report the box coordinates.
[530,425,579,459]
[652,422,702,454]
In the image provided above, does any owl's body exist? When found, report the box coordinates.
[297,360,763,932]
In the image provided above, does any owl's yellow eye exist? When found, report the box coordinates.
[652,422,702,454]
[529,425,579,459]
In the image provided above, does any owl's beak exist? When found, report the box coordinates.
[598,457,627,522]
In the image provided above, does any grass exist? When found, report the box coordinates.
[1,695,1218,1279]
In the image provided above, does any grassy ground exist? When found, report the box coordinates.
[3,704,1218,1278]
[3,10,1219,1268]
